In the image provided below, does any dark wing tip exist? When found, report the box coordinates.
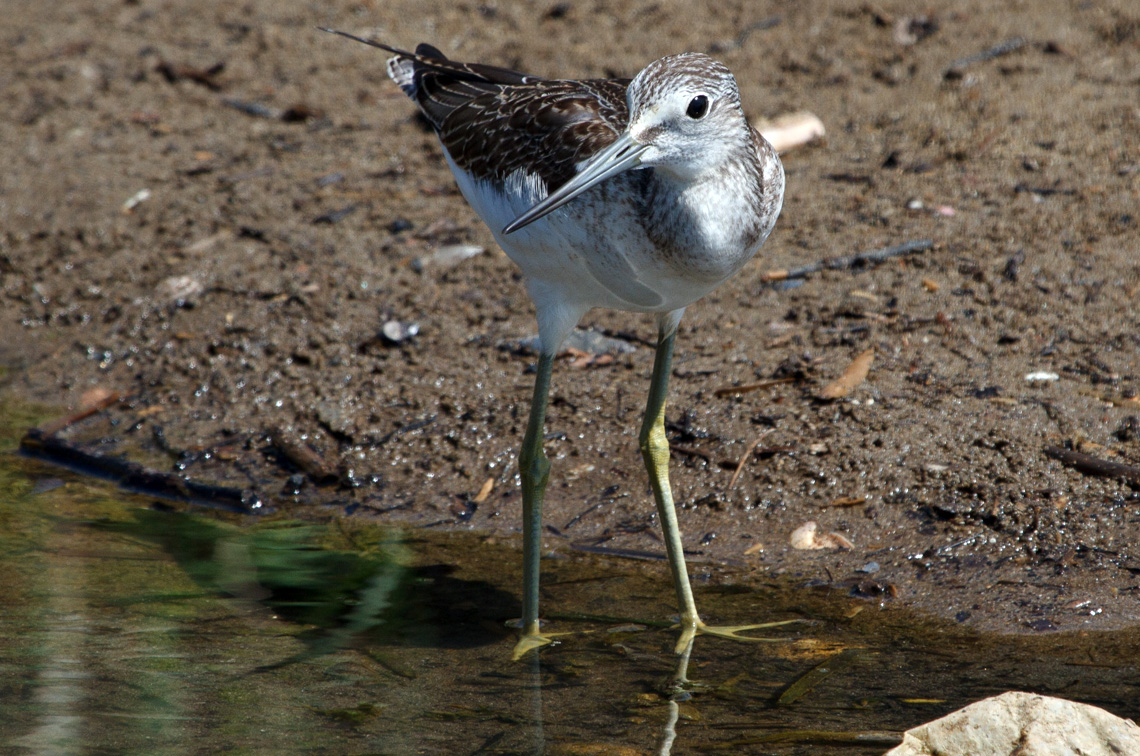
[319,29,426,99]
[414,43,448,60]
[318,27,405,56]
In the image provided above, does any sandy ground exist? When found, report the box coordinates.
[3,0,1139,634]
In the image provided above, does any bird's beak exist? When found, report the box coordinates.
[503,132,650,234]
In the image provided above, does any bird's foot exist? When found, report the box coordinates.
[508,619,573,661]
[673,618,799,655]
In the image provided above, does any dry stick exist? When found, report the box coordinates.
[728,430,775,489]
[374,415,437,446]
[24,394,257,512]
[268,426,339,483]
[706,730,902,749]
[762,239,933,282]
[669,443,711,462]
[777,648,865,706]
[1044,446,1140,486]
[713,377,795,398]
[564,490,627,530]
[570,543,730,565]
[20,428,257,513]
[564,501,605,530]
[821,496,868,508]
[37,391,122,435]
[945,36,1027,78]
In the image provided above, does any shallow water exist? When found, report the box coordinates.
[2,409,1138,755]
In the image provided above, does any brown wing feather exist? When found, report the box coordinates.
[384,42,631,191]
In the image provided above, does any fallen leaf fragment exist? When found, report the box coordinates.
[757,111,826,153]
[184,231,231,253]
[121,188,151,213]
[135,405,165,419]
[411,243,484,272]
[38,389,123,435]
[790,521,854,550]
[79,387,118,410]
[564,348,615,369]
[472,477,495,504]
[819,348,875,400]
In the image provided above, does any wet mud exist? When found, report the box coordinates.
[3,0,1140,635]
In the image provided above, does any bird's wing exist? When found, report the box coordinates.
[324,32,668,310]
[383,42,631,191]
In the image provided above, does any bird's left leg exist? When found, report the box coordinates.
[639,311,791,654]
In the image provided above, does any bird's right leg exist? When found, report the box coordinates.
[513,350,557,660]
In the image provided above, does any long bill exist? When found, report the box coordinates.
[502,132,649,235]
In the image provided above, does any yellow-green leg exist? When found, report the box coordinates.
[512,351,563,661]
[640,324,788,654]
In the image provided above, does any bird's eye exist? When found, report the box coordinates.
[686,95,709,119]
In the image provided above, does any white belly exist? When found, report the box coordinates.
[443,150,752,317]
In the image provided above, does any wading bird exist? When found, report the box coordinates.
[325,31,785,658]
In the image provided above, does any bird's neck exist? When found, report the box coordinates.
[651,151,764,239]
[639,133,782,281]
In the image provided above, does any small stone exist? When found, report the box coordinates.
[380,320,419,345]
[411,244,484,272]
[1025,371,1059,382]
[156,275,204,307]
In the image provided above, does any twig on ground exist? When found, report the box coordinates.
[669,443,711,462]
[20,428,258,512]
[1044,446,1140,486]
[762,239,933,282]
[777,649,865,706]
[945,37,1027,78]
[728,431,775,489]
[37,391,122,435]
[268,426,339,483]
[714,377,796,398]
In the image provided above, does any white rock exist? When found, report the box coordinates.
[155,275,204,306]
[411,244,484,272]
[884,691,1140,756]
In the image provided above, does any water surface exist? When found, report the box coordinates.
[2,405,1138,755]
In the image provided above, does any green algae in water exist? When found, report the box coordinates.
[94,511,412,661]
